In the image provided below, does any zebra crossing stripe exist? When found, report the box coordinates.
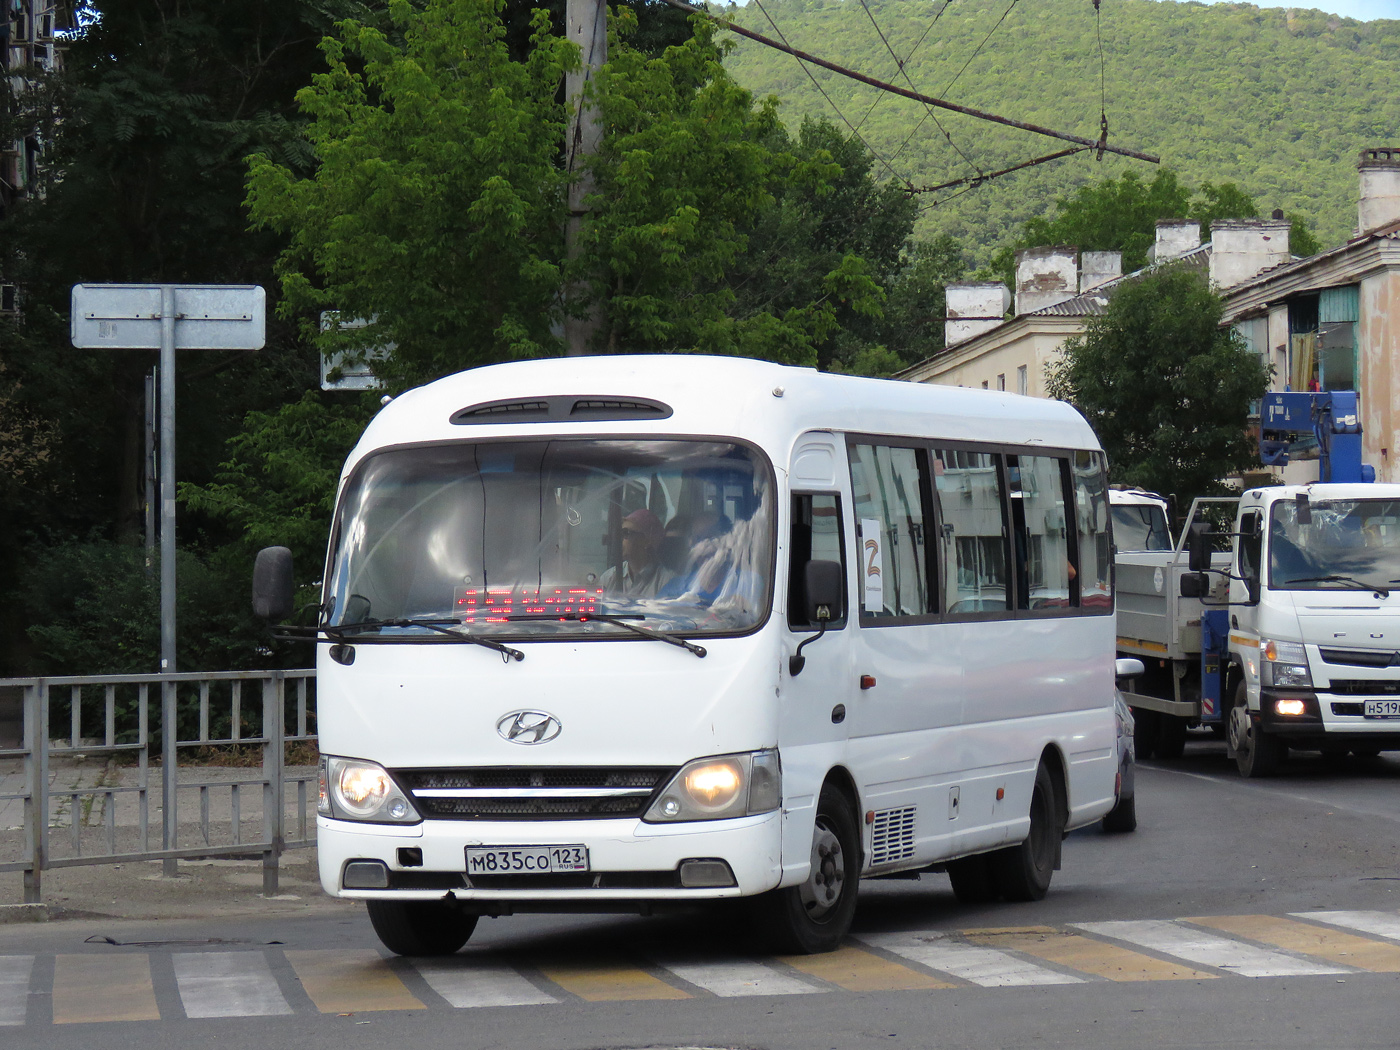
[0,956,32,1026]
[780,944,955,991]
[535,956,691,1001]
[173,951,293,1018]
[1073,919,1350,977]
[410,957,559,1007]
[1293,910,1400,943]
[650,956,821,997]
[964,926,1217,982]
[1191,914,1400,972]
[284,950,426,1013]
[856,932,1084,987]
[53,954,160,1024]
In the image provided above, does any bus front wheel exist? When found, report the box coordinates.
[366,899,478,956]
[759,783,860,954]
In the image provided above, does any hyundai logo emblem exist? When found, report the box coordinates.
[497,710,562,745]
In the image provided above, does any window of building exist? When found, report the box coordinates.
[1016,365,1027,396]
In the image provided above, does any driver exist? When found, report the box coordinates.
[600,509,669,597]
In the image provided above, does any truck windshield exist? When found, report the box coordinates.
[1268,498,1400,592]
[1110,504,1172,551]
[325,438,775,637]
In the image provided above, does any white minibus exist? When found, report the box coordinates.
[254,355,1120,956]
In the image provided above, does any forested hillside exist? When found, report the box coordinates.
[722,0,1400,261]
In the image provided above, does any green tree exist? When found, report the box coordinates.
[1045,265,1269,504]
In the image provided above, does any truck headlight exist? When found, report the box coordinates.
[644,750,781,823]
[318,756,421,824]
[1261,639,1312,688]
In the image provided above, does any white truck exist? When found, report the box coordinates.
[1179,482,1400,776]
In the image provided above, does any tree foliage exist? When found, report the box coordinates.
[1046,265,1270,503]
[723,0,1396,260]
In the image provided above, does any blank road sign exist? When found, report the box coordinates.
[71,284,266,350]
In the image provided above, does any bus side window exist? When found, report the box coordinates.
[932,448,1010,615]
[1071,450,1112,609]
[789,493,846,630]
[1007,454,1074,611]
[848,444,932,619]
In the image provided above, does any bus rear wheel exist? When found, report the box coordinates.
[989,763,1061,901]
[759,783,860,954]
[946,853,1000,903]
[366,899,478,956]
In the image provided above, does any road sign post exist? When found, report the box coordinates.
[71,283,266,874]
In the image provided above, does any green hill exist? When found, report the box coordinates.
[720,0,1400,261]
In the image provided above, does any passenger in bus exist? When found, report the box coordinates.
[657,511,734,603]
[600,509,670,597]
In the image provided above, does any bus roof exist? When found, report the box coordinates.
[345,356,1102,475]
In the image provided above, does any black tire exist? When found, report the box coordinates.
[1101,794,1137,834]
[946,852,1000,903]
[1228,680,1283,778]
[1155,714,1187,760]
[1352,746,1382,758]
[366,899,478,956]
[989,763,1063,901]
[758,783,860,954]
[1132,707,1158,760]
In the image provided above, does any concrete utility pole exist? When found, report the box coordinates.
[564,0,606,356]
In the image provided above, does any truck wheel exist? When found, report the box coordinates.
[1156,715,1187,760]
[366,900,478,956]
[1132,708,1158,760]
[989,763,1062,901]
[759,783,860,954]
[1229,681,1283,778]
[946,853,1000,903]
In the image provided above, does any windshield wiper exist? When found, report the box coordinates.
[1284,575,1391,597]
[326,618,525,661]
[505,612,706,658]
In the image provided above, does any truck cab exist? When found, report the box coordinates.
[1215,484,1400,775]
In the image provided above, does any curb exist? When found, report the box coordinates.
[0,903,49,924]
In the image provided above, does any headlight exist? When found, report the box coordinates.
[318,756,421,824]
[644,750,781,823]
[1260,639,1312,688]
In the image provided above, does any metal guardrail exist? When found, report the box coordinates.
[0,670,317,904]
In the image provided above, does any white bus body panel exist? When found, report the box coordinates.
[316,356,1117,904]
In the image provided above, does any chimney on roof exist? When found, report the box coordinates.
[1014,246,1078,316]
[1358,147,1400,234]
[1209,218,1291,289]
[1079,251,1122,293]
[1148,220,1201,264]
[945,283,1011,348]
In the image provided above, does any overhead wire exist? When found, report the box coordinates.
[854,0,981,179]
[749,0,914,188]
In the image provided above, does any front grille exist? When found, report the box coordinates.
[1320,647,1398,668]
[394,766,673,821]
[1327,680,1400,696]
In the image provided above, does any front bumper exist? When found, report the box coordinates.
[1259,686,1400,747]
[317,810,784,905]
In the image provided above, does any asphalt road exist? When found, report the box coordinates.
[3,735,1400,1049]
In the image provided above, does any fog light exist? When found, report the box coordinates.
[343,860,390,889]
[678,858,737,888]
[1276,698,1306,716]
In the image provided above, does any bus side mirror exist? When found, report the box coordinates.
[805,559,844,623]
[1186,523,1212,573]
[1179,572,1208,598]
[253,546,295,621]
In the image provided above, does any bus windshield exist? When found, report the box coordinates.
[1268,498,1400,592]
[326,438,775,637]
